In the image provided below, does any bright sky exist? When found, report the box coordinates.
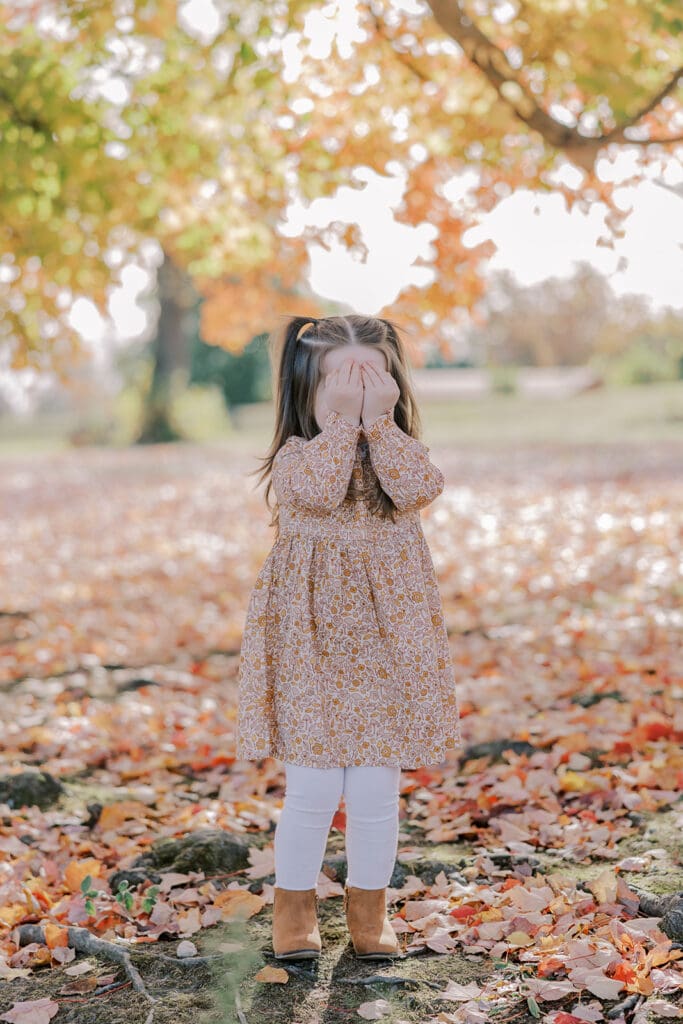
[3,0,683,411]
[69,161,683,362]
[283,162,683,313]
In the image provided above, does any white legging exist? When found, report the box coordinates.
[274,763,401,890]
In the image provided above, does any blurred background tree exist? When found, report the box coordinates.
[189,330,271,429]
[1,0,681,440]
[460,261,683,380]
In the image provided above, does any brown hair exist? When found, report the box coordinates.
[248,314,424,534]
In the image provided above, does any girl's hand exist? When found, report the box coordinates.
[359,362,400,428]
[324,357,364,426]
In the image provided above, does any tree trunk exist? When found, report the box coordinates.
[135,251,194,445]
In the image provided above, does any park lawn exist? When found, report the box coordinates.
[0,421,681,1024]
[0,380,681,456]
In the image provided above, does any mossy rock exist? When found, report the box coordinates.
[637,890,683,941]
[130,828,252,876]
[460,739,537,764]
[108,867,158,893]
[0,770,64,810]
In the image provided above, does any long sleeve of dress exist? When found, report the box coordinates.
[272,409,362,512]
[364,410,445,512]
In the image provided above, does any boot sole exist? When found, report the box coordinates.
[353,950,403,960]
[273,949,321,959]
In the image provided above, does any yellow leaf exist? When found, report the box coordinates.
[0,962,32,980]
[214,889,265,921]
[507,930,535,947]
[0,904,29,927]
[557,771,598,793]
[254,965,289,984]
[479,908,505,922]
[586,868,618,906]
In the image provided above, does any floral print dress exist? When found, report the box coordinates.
[236,408,463,768]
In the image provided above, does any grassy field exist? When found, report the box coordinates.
[0,380,681,457]
[1,380,681,1024]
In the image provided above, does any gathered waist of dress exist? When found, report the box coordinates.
[276,505,422,544]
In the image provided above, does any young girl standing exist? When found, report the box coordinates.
[237,315,462,961]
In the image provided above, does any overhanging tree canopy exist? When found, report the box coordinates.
[1,0,681,377]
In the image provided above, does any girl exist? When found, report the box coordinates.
[237,315,462,960]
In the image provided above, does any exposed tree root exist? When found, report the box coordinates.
[235,990,249,1024]
[15,924,158,1003]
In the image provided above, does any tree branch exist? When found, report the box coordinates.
[601,64,683,144]
[616,131,683,147]
[426,0,583,148]
[379,0,683,171]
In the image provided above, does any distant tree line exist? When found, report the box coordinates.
[188,262,683,408]
[424,262,683,385]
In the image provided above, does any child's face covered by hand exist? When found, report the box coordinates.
[314,345,387,432]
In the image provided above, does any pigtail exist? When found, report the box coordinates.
[378,318,421,440]
[282,316,318,362]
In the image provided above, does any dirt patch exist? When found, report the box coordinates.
[0,948,215,1024]
[605,806,683,897]
[3,803,680,1024]
[194,804,683,1024]
[197,910,491,1024]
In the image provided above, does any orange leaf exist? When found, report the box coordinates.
[43,924,68,950]
[58,977,99,995]
[92,913,124,932]
[23,880,53,911]
[641,721,672,742]
[537,956,567,977]
[611,962,637,985]
[24,946,53,968]
[64,858,103,892]
[450,905,478,920]
[331,808,346,831]
[98,801,152,830]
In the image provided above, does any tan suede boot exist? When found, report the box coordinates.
[271,886,322,959]
[343,883,402,959]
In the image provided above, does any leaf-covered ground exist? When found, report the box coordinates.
[0,439,681,1024]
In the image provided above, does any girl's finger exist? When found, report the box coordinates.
[360,370,374,392]
[346,358,360,384]
[361,363,382,383]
